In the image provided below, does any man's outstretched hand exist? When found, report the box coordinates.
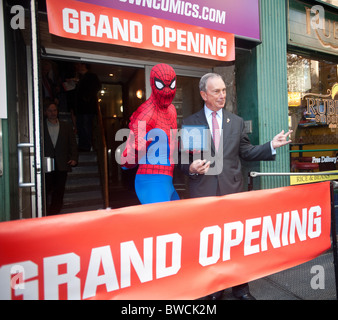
[271,130,293,149]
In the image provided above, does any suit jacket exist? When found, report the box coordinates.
[44,120,78,172]
[180,108,275,198]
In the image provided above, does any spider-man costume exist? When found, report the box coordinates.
[121,64,179,204]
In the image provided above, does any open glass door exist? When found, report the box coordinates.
[16,0,45,218]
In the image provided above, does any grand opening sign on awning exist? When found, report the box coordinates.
[80,0,261,41]
[0,182,332,300]
[46,0,235,61]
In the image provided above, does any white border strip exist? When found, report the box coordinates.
[0,3,7,119]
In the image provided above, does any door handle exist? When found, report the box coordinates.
[17,143,35,188]
[44,157,55,173]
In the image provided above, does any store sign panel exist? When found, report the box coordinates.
[77,0,260,41]
[46,0,235,61]
[288,0,338,56]
[290,170,338,185]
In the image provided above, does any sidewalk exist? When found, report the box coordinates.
[220,250,336,300]
[233,191,338,300]
[203,202,338,301]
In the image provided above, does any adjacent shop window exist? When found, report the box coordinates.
[287,53,338,174]
[318,0,338,7]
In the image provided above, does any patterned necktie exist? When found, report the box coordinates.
[212,111,220,151]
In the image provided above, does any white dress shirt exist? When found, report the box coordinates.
[47,120,60,148]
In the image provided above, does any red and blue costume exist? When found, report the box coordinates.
[121,64,179,204]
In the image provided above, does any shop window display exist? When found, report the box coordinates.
[287,53,338,173]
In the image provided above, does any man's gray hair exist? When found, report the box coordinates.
[199,73,224,92]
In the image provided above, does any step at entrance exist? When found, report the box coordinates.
[60,151,104,214]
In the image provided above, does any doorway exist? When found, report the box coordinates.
[18,48,209,217]
[40,59,207,211]
[40,59,147,212]
[41,59,207,210]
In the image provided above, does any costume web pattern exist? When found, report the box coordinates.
[122,64,177,176]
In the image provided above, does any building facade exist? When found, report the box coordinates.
[1,0,336,221]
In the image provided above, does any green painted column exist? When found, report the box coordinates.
[256,0,290,188]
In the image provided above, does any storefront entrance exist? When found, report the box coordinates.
[37,55,208,214]
[3,0,236,220]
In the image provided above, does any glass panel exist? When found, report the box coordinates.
[317,0,338,7]
[174,75,202,129]
[288,53,338,178]
[172,75,203,198]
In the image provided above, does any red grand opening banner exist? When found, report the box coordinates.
[46,0,235,61]
[0,182,331,300]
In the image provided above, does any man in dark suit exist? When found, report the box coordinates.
[181,73,292,300]
[44,99,78,215]
[75,63,101,152]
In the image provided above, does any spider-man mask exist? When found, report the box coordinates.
[150,64,176,108]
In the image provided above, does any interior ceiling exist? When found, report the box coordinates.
[89,63,140,85]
